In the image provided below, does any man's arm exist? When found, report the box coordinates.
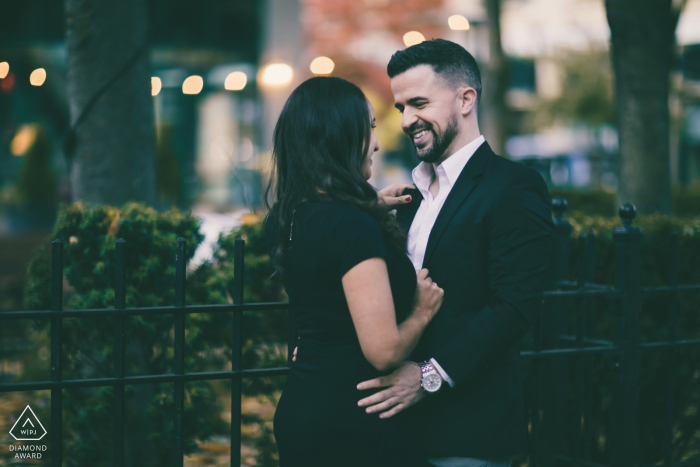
[358,169,552,415]
[432,170,552,385]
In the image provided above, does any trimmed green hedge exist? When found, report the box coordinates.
[549,188,700,217]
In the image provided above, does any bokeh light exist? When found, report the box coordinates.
[182,75,204,95]
[11,124,38,156]
[403,31,426,47]
[29,68,46,86]
[448,15,470,31]
[224,71,247,91]
[151,77,162,96]
[240,137,254,162]
[310,56,335,75]
[260,63,293,87]
[0,72,14,93]
[0,62,9,79]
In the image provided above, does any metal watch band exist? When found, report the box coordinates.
[418,360,443,394]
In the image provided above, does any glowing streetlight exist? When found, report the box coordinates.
[403,31,426,47]
[0,62,9,79]
[260,63,294,87]
[182,75,204,95]
[225,71,247,91]
[151,77,162,96]
[310,56,335,75]
[30,68,46,86]
[448,15,470,30]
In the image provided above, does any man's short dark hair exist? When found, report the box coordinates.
[387,38,482,102]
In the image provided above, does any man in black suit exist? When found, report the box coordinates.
[358,39,553,466]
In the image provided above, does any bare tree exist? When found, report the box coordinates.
[65,0,156,206]
[606,0,687,214]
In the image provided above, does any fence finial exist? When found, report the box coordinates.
[552,197,567,220]
[619,203,636,227]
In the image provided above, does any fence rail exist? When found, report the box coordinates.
[1,198,699,467]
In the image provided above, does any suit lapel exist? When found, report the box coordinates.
[395,186,423,236]
[422,142,494,268]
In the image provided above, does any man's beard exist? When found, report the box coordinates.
[411,115,459,164]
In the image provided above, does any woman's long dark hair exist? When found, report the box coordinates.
[265,76,406,275]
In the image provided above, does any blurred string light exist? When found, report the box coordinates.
[448,15,470,30]
[0,62,9,79]
[30,68,46,86]
[151,77,162,96]
[225,71,247,91]
[310,56,334,75]
[182,75,204,95]
[260,63,293,87]
[11,124,38,156]
[403,31,426,47]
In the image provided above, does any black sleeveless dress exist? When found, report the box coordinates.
[265,201,421,467]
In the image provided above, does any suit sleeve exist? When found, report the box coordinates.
[431,169,553,387]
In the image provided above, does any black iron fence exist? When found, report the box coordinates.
[0,199,699,467]
[0,236,294,467]
[530,200,700,467]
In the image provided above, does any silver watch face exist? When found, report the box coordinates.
[422,373,442,392]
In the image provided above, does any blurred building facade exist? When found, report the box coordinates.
[1,0,700,237]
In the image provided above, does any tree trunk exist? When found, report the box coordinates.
[64,2,158,465]
[605,0,685,214]
[481,0,510,156]
[65,0,156,206]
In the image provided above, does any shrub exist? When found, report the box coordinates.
[21,202,286,467]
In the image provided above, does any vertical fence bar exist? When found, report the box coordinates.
[583,231,596,461]
[663,232,678,464]
[50,239,63,467]
[540,198,572,467]
[531,296,543,467]
[231,237,244,467]
[573,234,587,466]
[611,204,642,467]
[287,320,296,367]
[173,238,186,467]
[113,239,126,467]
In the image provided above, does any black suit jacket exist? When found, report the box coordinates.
[397,142,553,459]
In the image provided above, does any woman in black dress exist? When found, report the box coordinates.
[265,77,443,467]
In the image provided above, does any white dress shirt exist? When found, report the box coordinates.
[407,135,485,387]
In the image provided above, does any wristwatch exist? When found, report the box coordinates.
[419,361,443,394]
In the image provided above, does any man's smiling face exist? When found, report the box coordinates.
[390,64,461,164]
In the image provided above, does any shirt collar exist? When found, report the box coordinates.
[411,135,485,194]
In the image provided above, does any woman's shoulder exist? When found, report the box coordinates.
[322,201,378,229]
[268,201,379,238]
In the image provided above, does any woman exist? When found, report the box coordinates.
[265,76,443,466]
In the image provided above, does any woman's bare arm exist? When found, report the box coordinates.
[342,257,443,371]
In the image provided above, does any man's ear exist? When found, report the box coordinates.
[458,87,478,116]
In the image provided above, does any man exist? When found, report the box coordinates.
[358,39,553,466]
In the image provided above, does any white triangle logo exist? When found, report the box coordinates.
[9,406,47,441]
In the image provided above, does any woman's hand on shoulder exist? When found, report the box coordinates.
[377,183,414,210]
[414,268,444,323]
